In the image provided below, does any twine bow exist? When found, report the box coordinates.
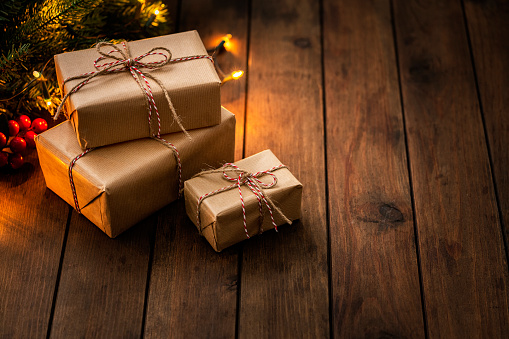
[194,163,292,238]
[55,41,213,138]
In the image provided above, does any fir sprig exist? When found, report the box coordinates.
[0,0,171,119]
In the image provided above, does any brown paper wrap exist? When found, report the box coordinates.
[36,107,235,238]
[184,150,303,252]
[54,30,221,149]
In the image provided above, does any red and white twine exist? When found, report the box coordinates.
[156,137,183,196]
[67,139,182,214]
[63,41,209,212]
[68,148,93,213]
[195,163,292,238]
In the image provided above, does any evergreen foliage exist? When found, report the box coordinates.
[0,0,171,119]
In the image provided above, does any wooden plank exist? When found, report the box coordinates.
[144,1,248,337]
[323,0,425,337]
[393,0,509,337]
[49,214,152,338]
[238,0,329,337]
[464,0,509,252]
[0,148,69,338]
[144,202,239,338]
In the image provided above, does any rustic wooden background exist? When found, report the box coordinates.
[1,0,508,337]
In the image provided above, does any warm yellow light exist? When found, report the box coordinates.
[154,9,160,15]
[223,34,233,51]
[232,70,244,79]
[33,71,41,78]
[221,70,244,84]
[46,100,52,106]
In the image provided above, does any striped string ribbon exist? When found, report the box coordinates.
[194,163,292,238]
[67,140,182,213]
[68,148,93,214]
[64,41,209,213]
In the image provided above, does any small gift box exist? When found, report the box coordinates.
[184,150,303,252]
[36,107,235,238]
[54,30,221,149]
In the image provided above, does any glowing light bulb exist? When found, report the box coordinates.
[232,70,244,79]
[221,70,245,84]
[154,9,160,15]
[33,71,41,78]
[45,99,52,106]
[223,34,233,51]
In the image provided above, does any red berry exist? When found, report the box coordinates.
[0,132,6,149]
[17,115,31,131]
[9,136,26,154]
[8,120,19,136]
[0,152,8,167]
[24,130,37,148]
[9,153,24,169]
[31,118,48,134]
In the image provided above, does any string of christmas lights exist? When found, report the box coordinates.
[2,33,243,118]
[209,34,244,85]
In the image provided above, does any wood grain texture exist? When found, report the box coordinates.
[144,201,238,338]
[49,214,151,338]
[179,0,248,161]
[393,0,509,337]
[323,0,425,337]
[239,0,329,337]
[143,1,248,337]
[0,150,69,338]
[464,0,509,250]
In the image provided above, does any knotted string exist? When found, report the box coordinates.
[194,163,292,238]
[55,40,213,138]
[68,148,93,214]
[63,41,212,213]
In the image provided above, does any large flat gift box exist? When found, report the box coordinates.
[36,107,235,238]
[184,150,303,252]
[55,30,221,149]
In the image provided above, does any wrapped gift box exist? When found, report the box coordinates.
[55,30,221,149]
[36,107,235,238]
[184,150,303,252]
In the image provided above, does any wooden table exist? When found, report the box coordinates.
[1,0,508,337]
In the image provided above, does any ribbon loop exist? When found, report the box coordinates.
[54,40,210,141]
[96,42,126,61]
[222,164,279,190]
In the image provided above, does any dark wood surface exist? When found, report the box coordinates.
[324,1,424,337]
[240,0,329,337]
[1,0,508,337]
[394,0,509,337]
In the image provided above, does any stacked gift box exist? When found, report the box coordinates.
[36,30,302,251]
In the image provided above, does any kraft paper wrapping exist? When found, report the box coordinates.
[54,30,221,149]
[184,150,303,252]
[36,107,235,238]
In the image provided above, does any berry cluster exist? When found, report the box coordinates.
[0,115,48,169]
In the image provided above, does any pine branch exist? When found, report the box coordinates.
[0,44,30,76]
[0,0,172,118]
[33,0,86,33]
